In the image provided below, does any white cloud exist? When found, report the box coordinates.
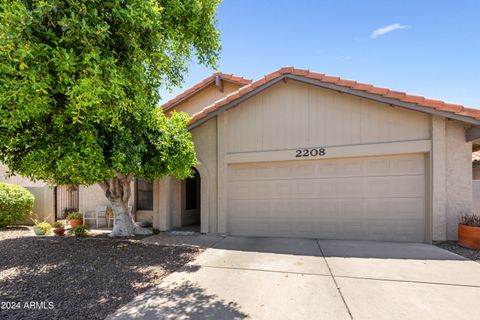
[370,24,408,38]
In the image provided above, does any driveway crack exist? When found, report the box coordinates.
[316,239,354,320]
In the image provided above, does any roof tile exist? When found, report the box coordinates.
[264,71,281,82]
[351,83,373,91]
[368,87,390,95]
[279,67,294,74]
[321,76,340,83]
[292,68,310,76]
[441,103,463,113]
[384,90,406,99]
[308,72,326,80]
[399,95,425,104]
[337,79,357,87]
[459,108,480,119]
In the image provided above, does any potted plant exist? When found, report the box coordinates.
[68,224,90,238]
[32,218,52,236]
[52,221,66,236]
[458,213,480,249]
[66,212,83,228]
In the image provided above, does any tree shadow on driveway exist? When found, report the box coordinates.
[107,280,248,320]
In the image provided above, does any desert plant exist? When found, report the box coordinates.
[32,217,52,235]
[68,225,89,238]
[63,208,78,219]
[66,212,83,221]
[0,182,35,228]
[52,221,66,236]
[52,221,64,229]
[458,213,480,227]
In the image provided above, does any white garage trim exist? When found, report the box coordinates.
[226,140,431,164]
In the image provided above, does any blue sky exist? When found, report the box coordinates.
[160,0,480,108]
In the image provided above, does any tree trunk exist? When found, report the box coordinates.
[98,173,153,237]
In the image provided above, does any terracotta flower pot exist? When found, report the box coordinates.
[458,224,480,249]
[53,228,65,236]
[69,219,83,228]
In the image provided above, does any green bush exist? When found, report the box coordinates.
[68,225,89,237]
[0,183,35,228]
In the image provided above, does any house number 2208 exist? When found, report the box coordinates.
[295,148,326,158]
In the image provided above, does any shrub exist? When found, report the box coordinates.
[68,225,89,237]
[459,213,480,227]
[0,182,35,228]
[66,212,83,221]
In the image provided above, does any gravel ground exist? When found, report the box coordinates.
[435,241,480,263]
[0,227,202,320]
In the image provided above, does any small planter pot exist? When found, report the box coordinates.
[33,226,46,236]
[53,228,66,236]
[69,219,83,228]
[458,224,480,249]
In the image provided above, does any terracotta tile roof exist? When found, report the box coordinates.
[189,67,480,125]
[162,72,252,111]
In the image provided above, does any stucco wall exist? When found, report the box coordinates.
[431,116,447,240]
[78,185,110,213]
[164,117,218,232]
[191,117,218,233]
[445,120,472,240]
[27,186,55,224]
[0,164,47,187]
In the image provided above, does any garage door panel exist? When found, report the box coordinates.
[390,156,425,175]
[365,175,425,198]
[317,162,339,178]
[338,160,365,177]
[227,154,426,242]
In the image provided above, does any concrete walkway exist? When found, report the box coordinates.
[108,236,480,320]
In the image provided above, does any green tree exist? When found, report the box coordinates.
[0,0,221,236]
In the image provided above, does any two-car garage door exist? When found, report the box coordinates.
[227,153,426,242]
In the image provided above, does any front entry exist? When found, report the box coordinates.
[181,168,201,227]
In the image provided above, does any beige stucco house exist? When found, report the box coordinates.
[3,67,480,242]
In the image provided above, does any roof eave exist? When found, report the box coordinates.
[189,74,480,130]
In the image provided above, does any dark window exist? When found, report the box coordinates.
[136,178,153,211]
[185,175,198,210]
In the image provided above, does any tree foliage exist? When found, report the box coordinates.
[0,0,221,185]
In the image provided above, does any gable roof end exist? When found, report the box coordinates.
[162,72,252,112]
[189,67,480,128]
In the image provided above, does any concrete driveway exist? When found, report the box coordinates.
[108,236,480,320]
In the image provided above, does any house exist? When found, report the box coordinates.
[3,67,480,242]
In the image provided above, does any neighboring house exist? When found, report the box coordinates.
[2,67,480,243]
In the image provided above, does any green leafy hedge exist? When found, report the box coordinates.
[0,183,35,228]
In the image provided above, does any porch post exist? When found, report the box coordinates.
[158,176,172,231]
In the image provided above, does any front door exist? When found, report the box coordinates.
[181,169,201,226]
